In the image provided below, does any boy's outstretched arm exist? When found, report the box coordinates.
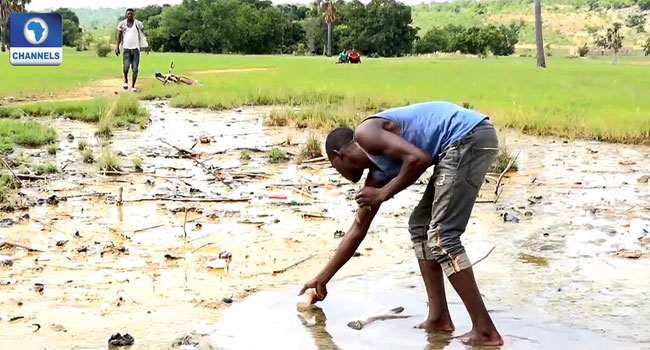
[299,177,386,303]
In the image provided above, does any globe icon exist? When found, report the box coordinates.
[23,17,49,45]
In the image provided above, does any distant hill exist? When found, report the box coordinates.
[412,0,650,47]
[64,7,126,29]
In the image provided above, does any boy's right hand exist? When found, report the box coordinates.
[299,277,328,303]
[115,48,120,56]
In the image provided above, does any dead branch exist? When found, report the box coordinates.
[15,174,46,181]
[0,241,43,252]
[160,139,197,157]
[301,156,327,164]
[493,151,520,204]
[183,207,188,240]
[123,197,250,203]
[272,254,316,275]
[470,246,496,268]
[131,224,165,234]
[0,156,25,187]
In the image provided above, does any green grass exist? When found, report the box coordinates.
[80,149,95,163]
[0,120,57,154]
[1,50,649,144]
[78,139,89,151]
[239,149,252,160]
[266,147,288,163]
[298,134,323,163]
[97,149,121,171]
[47,144,58,155]
[0,94,148,127]
[32,163,58,175]
[132,156,144,172]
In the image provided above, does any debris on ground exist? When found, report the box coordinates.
[346,306,410,330]
[164,254,184,260]
[49,323,67,332]
[0,256,13,267]
[638,175,650,184]
[333,230,345,238]
[0,218,17,226]
[108,333,135,346]
[169,333,216,350]
[206,259,228,270]
[527,195,543,205]
[222,297,233,304]
[33,283,44,293]
[501,212,520,223]
[614,249,642,259]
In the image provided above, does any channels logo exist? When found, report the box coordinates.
[10,13,62,66]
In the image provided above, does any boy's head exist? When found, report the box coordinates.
[125,9,135,20]
[326,127,369,183]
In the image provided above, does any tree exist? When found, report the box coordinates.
[62,19,80,47]
[534,0,546,68]
[644,37,650,57]
[54,8,79,27]
[625,13,646,33]
[319,0,337,57]
[0,0,31,52]
[595,22,624,64]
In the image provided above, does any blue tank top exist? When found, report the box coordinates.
[361,101,486,182]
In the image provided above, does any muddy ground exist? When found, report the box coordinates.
[1,102,649,350]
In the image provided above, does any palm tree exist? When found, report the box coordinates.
[319,0,337,57]
[0,0,30,52]
[534,0,546,68]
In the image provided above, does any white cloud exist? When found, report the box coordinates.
[28,0,440,11]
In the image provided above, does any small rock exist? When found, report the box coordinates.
[117,151,127,157]
[164,254,183,260]
[199,136,210,144]
[615,249,642,259]
[194,223,202,231]
[33,283,44,293]
[74,231,81,238]
[0,256,13,267]
[56,240,69,247]
[46,195,59,205]
[108,333,135,346]
[19,213,29,220]
[218,250,232,260]
[527,195,543,205]
[638,175,650,184]
[501,212,520,223]
[0,218,16,227]
[352,252,362,257]
[206,259,228,270]
[49,324,66,332]
[222,297,233,304]
[333,230,345,238]
[66,133,74,140]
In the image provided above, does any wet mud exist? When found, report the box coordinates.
[1,102,649,349]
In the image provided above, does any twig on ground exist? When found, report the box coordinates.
[183,207,188,241]
[0,156,25,187]
[0,241,43,252]
[272,254,316,275]
[191,242,215,253]
[470,246,496,268]
[493,151,520,203]
[131,224,165,234]
[301,156,327,164]
[123,197,250,203]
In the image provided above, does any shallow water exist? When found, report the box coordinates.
[210,262,642,350]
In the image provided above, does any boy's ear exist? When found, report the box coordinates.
[333,150,340,157]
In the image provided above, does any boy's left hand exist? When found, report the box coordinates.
[355,186,385,210]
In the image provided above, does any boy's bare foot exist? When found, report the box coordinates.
[416,317,455,333]
[458,329,503,346]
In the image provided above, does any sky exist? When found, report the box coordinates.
[27,0,443,10]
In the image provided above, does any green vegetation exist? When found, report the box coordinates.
[97,149,121,171]
[96,43,111,57]
[32,163,58,175]
[298,134,323,163]
[132,156,143,172]
[0,120,57,154]
[81,149,95,163]
[47,144,58,155]
[266,147,289,163]
[239,149,252,160]
[78,139,89,151]
[490,139,519,173]
[415,23,521,56]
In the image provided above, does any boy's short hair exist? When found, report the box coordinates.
[325,127,354,160]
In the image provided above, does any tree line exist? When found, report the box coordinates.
[118,0,519,57]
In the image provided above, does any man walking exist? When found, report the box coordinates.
[299,101,503,346]
[116,9,148,92]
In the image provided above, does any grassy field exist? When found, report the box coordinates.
[1,49,649,144]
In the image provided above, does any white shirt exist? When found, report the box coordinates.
[122,23,139,50]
